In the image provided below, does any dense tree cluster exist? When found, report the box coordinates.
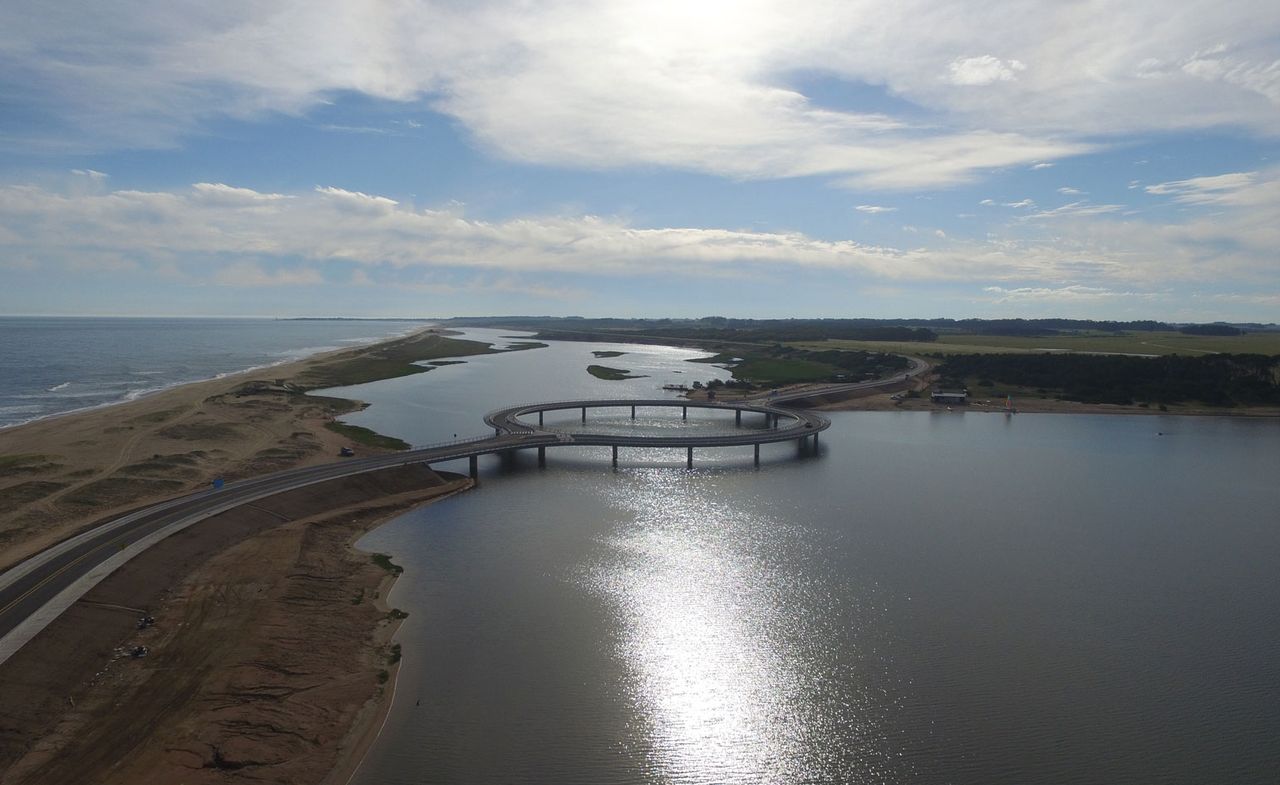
[1179,324,1245,336]
[937,353,1280,406]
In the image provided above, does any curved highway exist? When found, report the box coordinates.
[0,397,827,664]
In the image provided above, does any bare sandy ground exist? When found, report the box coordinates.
[0,327,477,784]
[0,464,467,785]
[0,328,450,572]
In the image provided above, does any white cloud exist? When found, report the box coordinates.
[1026,201,1125,219]
[1145,171,1260,204]
[1057,186,1084,195]
[855,204,896,213]
[979,199,996,206]
[982,285,1157,302]
[1030,162,1054,170]
[70,169,108,180]
[1004,199,1036,209]
[212,262,324,287]
[192,182,292,205]
[2,177,1278,296]
[947,55,1027,86]
[31,1,1280,188]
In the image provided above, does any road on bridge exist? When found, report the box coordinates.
[0,396,830,664]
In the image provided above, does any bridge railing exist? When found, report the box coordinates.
[484,397,789,420]
[405,434,516,453]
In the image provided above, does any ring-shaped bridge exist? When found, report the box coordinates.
[482,398,829,468]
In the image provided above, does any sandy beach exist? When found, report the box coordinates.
[0,327,494,784]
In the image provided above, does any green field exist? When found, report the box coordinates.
[799,331,1280,357]
[324,421,411,451]
[725,357,837,383]
[587,364,645,380]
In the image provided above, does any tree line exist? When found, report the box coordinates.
[936,353,1280,407]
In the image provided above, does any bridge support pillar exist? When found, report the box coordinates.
[468,455,478,481]
[538,446,546,468]
[735,410,741,426]
[813,431,818,449]
[582,407,587,423]
[754,443,760,467]
[631,405,636,419]
[538,411,543,426]
[612,445,618,468]
[682,406,688,421]
[686,446,693,469]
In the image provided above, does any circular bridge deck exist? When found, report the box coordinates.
[482,398,829,468]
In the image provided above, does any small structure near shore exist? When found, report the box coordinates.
[931,390,968,405]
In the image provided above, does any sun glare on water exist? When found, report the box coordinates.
[581,469,904,784]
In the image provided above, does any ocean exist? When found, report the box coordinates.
[0,317,425,429]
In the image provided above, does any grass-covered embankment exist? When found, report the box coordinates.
[688,349,909,387]
[292,332,509,390]
[324,421,412,451]
[587,365,646,380]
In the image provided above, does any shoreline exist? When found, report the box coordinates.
[0,325,481,572]
[0,324,431,434]
[6,330,1274,782]
[0,466,471,784]
[0,326,513,783]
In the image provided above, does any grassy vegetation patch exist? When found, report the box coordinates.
[806,331,1280,358]
[730,357,838,383]
[60,476,184,507]
[237,446,313,476]
[0,481,70,507]
[122,451,210,478]
[325,421,410,451]
[0,454,63,475]
[799,339,1028,356]
[293,333,503,390]
[371,553,404,575]
[157,421,242,441]
[587,364,646,380]
[126,407,186,424]
[686,352,738,364]
[932,330,1280,356]
[592,350,627,358]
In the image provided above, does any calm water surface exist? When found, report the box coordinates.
[339,334,1280,784]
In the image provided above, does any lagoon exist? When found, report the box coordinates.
[341,331,1280,784]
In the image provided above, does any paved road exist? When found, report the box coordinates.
[748,355,929,404]
[0,432,554,662]
[0,397,829,663]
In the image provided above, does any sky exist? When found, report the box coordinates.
[1,1,1278,321]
